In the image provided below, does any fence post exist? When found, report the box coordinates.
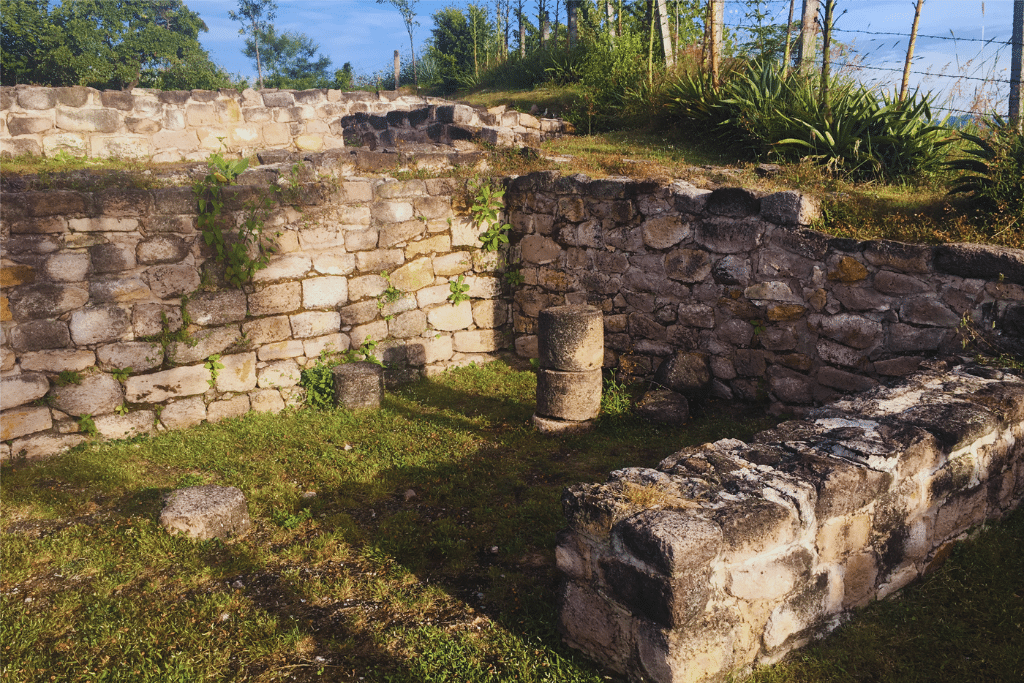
[394,50,400,91]
[1011,0,1023,127]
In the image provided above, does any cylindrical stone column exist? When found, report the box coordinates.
[534,304,604,434]
[333,361,384,410]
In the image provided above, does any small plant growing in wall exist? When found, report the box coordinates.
[111,367,132,383]
[447,275,470,305]
[471,180,512,252]
[376,272,404,320]
[194,153,296,289]
[204,354,225,388]
[299,340,385,410]
[78,414,98,437]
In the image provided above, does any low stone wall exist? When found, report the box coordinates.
[0,160,512,460]
[0,85,569,161]
[505,171,1024,410]
[557,364,1024,682]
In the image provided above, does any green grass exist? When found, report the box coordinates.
[1,361,777,682]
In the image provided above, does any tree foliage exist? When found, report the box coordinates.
[244,27,332,89]
[229,0,277,89]
[0,0,232,90]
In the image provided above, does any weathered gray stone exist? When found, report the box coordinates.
[125,365,210,403]
[137,236,189,265]
[427,300,473,331]
[642,216,691,250]
[653,351,711,397]
[817,313,883,349]
[333,361,384,410]
[89,278,151,303]
[539,305,604,372]
[186,291,248,325]
[69,306,131,345]
[52,372,124,416]
[42,252,90,281]
[8,433,86,460]
[241,316,291,345]
[636,390,690,425]
[665,249,711,282]
[167,326,241,365]
[55,106,119,133]
[89,243,136,273]
[933,243,1024,286]
[521,234,561,265]
[9,320,71,352]
[144,264,200,298]
[257,359,300,388]
[248,282,302,316]
[17,87,56,110]
[19,349,96,373]
[9,283,89,319]
[160,486,252,540]
[887,324,950,353]
[132,304,182,337]
[899,297,960,327]
[760,192,818,225]
[96,342,163,372]
[1,373,50,410]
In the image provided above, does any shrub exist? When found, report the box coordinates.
[948,117,1024,234]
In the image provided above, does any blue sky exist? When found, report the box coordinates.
[189,0,1018,113]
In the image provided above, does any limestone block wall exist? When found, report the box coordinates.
[557,365,1024,682]
[0,163,512,461]
[505,171,1024,409]
[0,85,569,162]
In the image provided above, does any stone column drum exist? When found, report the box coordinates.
[333,361,385,410]
[533,305,604,434]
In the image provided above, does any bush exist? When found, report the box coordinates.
[948,118,1024,234]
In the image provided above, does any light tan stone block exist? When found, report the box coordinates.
[427,301,473,331]
[257,340,305,361]
[417,284,450,308]
[303,333,350,359]
[406,234,451,258]
[216,352,257,392]
[472,300,507,329]
[1,406,53,441]
[94,411,156,440]
[312,253,356,276]
[250,388,286,413]
[349,321,388,348]
[406,335,454,365]
[9,433,86,460]
[242,316,292,344]
[453,329,505,353]
[160,396,206,430]
[20,349,96,373]
[302,276,348,309]
[1,373,51,411]
[291,311,341,338]
[125,365,211,403]
[432,252,472,277]
[207,395,251,423]
[389,257,434,292]
[248,282,302,316]
[257,360,300,389]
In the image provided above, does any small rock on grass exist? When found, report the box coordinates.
[159,485,251,540]
[636,389,690,426]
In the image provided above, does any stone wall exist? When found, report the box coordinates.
[0,157,513,460]
[0,85,569,162]
[505,171,1024,410]
[557,364,1024,682]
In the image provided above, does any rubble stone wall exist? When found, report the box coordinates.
[505,171,1024,410]
[0,160,513,460]
[557,365,1024,682]
[0,85,568,162]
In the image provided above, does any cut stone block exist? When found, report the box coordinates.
[332,361,384,410]
[538,305,604,372]
[536,367,602,422]
[159,486,252,540]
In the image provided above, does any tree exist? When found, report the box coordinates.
[376,0,420,87]
[1,0,229,90]
[229,0,277,89]
[244,27,332,89]
[428,5,493,90]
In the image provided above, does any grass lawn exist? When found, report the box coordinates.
[3,361,1021,682]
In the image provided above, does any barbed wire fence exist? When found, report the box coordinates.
[713,0,1021,121]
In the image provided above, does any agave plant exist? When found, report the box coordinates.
[948,116,1024,226]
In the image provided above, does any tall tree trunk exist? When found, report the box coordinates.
[782,0,796,76]
[656,0,674,68]
[820,0,835,111]
[394,50,400,90]
[900,0,925,102]
[647,0,656,86]
[540,0,548,50]
[1011,0,1023,127]
[518,0,526,57]
[568,0,578,49]
[606,0,616,39]
[797,0,818,73]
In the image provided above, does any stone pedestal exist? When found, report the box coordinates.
[534,305,603,432]
[333,361,384,410]
[159,485,251,540]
